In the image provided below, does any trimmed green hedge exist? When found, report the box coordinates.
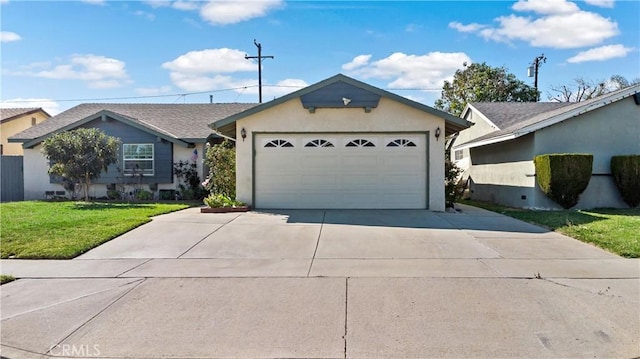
[534,153,593,209]
[611,155,640,208]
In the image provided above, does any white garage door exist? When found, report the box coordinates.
[254,133,427,209]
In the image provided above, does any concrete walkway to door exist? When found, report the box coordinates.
[1,204,638,358]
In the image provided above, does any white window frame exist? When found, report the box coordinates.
[454,149,464,161]
[123,143,154,176]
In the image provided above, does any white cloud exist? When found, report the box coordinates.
[172,0,199,11]
[450,0,619,49]
[0,0,9,4]
[163,48,255,92]
[143,0,171,8]
[135,85,172,96]
[567,44,632,63]
[80,0,105,5]
[584,0,615,8]
[1,98,61,116]
[163,48,255,75]
[168,73,254,92]
[134,10,156,21]
[25,54,131,89]
[448,21,486,33]
[512,0,579,14]
[261,78,308,98]
[199,0,283,25]
[1,31,21,43]
[342,55,372,71]
[343,52,472,89]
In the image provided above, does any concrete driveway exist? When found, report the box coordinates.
[1,205,639,358]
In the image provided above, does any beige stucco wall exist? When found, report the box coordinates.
[1,111,49,155]
[468,135,537,208]
[23,142,206,200]
[235,97,446,211]
[468,97,639,209]
[453,108,500,176]
[532,96,639,209]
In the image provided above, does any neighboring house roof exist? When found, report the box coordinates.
[456,84,640,149]
[9,103,258,148]
[211,74,472,137]
[1,107,51,124]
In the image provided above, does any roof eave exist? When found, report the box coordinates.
[211,73,472,132]
[516,86,640,136]
[21,110,190,149]
[454,133,518,150]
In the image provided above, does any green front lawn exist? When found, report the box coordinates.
[1,201,190,259]
[461,200,640,258]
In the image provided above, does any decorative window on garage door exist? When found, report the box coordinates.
[387,139,417,147]
[304,139,334,148]
[264,139,294,148]
[345,139,375,147]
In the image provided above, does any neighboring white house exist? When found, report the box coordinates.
[212,74,471,211]
[453,84,640,209]
[9,103,256,200]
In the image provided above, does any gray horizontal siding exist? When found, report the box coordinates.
[50,117,174,185]
[300,81,381,109]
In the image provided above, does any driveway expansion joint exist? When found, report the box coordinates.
[307,210,326,277]
[43,278,146,357]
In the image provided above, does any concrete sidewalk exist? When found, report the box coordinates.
[1,205,639,358]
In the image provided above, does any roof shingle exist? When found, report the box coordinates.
[10,103,258,142]
[1,107,48,123]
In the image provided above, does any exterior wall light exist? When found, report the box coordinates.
[435,127,441,141]
[241,127,247,141]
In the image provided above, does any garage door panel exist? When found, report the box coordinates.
[380,193,423,207]
[382,175,421,188]
[255,133,427,209]
[342,155,378,168]
[382,155,421,169]
[301,155,338,169]
[301,175,338,188]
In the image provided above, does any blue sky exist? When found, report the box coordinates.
[1,0,639,115]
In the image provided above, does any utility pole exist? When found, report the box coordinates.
[245,39,274,103]
[527,53,547,93]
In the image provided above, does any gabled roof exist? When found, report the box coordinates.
[211,74,471,137]
[456,84,640,149]
[9,103,258,148]
[1,107,51,123]
[463,102,572,130]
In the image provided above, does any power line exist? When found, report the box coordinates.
[2,84,442,104]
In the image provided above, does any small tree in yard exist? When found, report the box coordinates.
[204,139,236,199]
[42,128,120,201]
[435,62,539,117]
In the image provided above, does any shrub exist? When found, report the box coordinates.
[107,190,121,200]
[445,159,465,208]
[203,193,244,208]
[611,155,640,208]
[204,140,236,198]
[173,161,206,200]
[136,190,153,201]
[534,153,593,209]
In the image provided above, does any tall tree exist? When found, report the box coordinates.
[548,75,640,102]
[42,128,120,201]
[435,62,539,117]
